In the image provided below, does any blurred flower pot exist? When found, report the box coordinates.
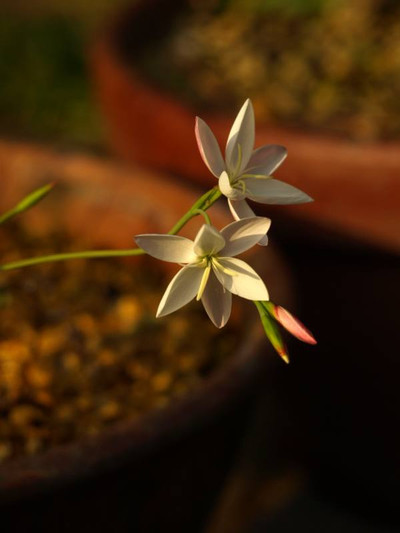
[0,141,292,532]
[91,0,400,252]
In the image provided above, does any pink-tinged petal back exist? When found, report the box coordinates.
[245,144,287,175]
[225,99,255,175]
[228,198,255,221]
[195,117,225,178]
[245,178,313,205]
[275,305,317,344]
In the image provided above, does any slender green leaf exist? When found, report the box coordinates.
[0,183,54,225]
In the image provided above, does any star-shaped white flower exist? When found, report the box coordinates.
[135,217,270,328]
[195,99,313,244]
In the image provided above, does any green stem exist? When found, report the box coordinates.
[1,186,222,271]
[167,186,221,235]
[1,248,146,271]
[192,209,211,225]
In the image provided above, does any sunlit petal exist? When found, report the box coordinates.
[213,257,269,301]
[156,265,204,317]
[220,217,271,256]
[245,178,313,205]
[225,99,255,176]
[245,145,287,175]
[195,117,226,177]
[193,224,225,257]
[218,171,234,198]
[256,234,269,246]
[228,198,255,221]
[135,234,196,263]
[201,270,232,328]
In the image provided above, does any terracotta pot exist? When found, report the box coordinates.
[0,140,292,532]
[91,0,400,253]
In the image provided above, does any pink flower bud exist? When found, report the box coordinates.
[273,305,317,345]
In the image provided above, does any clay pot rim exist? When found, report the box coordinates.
[96,0,400,149]
[90,0,400,253]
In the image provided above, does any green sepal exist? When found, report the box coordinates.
[254,301,289,363]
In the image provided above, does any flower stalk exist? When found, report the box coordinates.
[0,186,222,271]
[0,99,317,361]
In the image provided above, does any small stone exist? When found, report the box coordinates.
[98,349,117,367]
[34,391,54,407]
[151,372,172,393]
[62,352,81,372]
[25,437,43,456]
[127,362,151,380]
[0,442,12,462]
[9,405,43,428]
[55,405,74,421]
[178,354,196,372]
[73,313,96,335]
[26,365,52,388]
[37,326,67,357]
[114,296,142,330]
[98,401,120,421]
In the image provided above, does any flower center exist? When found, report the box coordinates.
[227,177,247,200]
[194,255,238,301]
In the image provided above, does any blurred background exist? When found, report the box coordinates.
[0,0,399,532]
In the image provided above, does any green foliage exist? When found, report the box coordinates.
[0,15,102,146]
[0,183,54,225]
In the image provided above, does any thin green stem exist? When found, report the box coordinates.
[1,248,146,271]
[192,209,211,225]
[0,186,222,271]
[167,186,221,235]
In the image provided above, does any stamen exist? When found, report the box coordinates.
[233,144,243,177]
[241,173,271,179]
[196,265,211,301]
[212,258,238,277]
[236,179,246,194]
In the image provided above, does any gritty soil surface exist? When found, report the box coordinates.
[0,222,237,463]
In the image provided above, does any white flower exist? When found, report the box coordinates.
[135,217,270,328]
[195,99,312,245]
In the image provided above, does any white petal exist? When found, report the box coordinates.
[228,198,255,221]
[195,117,226,177]
[193,224,225,257]
[225,99,255,176]
[220,217,271,256]
[257,234,269,246]
[227,201,269,246]
[135,234,195,263]
[245,178,313,205]
[201,270,232,328]
[156,265,204,317]
[218,171,245,200]
[218,171,234,197]
[245,145,287,175]
[213,257,269,301]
